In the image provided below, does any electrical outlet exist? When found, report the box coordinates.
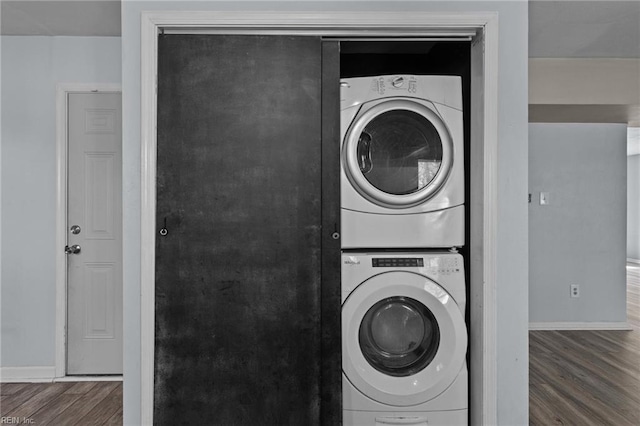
[570,284,580,298]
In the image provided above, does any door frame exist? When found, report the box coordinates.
[55,83,122,378]
[140,11,499,425]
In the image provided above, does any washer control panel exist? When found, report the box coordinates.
[425,256,462,275]
[369,255,462,276]
[372,257,424,267]
[341,253,465,302]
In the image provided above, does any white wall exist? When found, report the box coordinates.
[1,36,121,368]
[629,154,640,261]
[122,1,528,425]
[529,123,628,325]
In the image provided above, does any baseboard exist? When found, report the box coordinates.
[529,321,632,331]
[0,366,56,383]
[0,366,123,383]
[54,376,123,382]
[627,258,640,265]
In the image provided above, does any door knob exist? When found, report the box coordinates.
[70,225,81,235]
[65,244,81,255]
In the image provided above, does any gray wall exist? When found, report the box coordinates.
[1,36,121,367]
[629,154,640,260]
[529,123,627,324]
[122,1,529,425]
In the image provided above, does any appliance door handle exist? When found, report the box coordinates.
[357,131,373,174]
[375,417,428,425]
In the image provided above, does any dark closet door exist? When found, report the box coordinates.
[155,35,328,425]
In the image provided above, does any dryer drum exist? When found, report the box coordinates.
[358,296,441,377]
[359,110,443,195]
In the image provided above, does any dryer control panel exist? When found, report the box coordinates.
[370,75,418,95]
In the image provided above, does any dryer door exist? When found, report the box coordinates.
[343,99,454,209]
[342,271,467,407]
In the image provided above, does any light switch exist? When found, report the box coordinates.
[539,192,550,205]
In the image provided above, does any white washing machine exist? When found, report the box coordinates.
[342,252,468,425]
[341,75,464,249]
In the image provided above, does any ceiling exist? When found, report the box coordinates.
[530,0,640,58]
[527,1,640,136]
[2,1,639,57]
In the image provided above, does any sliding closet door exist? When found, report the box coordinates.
[155,35,324,424]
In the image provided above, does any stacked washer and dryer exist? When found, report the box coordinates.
[340,75,468,425]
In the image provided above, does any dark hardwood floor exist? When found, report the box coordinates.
[0,381,122,425]
[529,263,640,425]
[2,264,638,425]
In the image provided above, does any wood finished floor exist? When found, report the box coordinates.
[529,263,640,426]
[2,266,638,425]
[0,381,122,425]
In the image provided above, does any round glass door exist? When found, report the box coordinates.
[343,99,454,208]
[357,110,443,195]
[359,296,440,377]
[342,272,467,406]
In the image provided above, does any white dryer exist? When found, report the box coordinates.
[341,75,464,249]
[342,252,468,425]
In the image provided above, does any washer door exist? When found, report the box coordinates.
[342,271,467,407]
[343,99,454,209]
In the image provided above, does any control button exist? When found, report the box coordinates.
[392,76,405,88]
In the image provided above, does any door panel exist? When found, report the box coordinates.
[156,35,326,424]
[67,92,123,375]
[84,153,116,239]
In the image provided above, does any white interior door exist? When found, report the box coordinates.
[67,92,123,375]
